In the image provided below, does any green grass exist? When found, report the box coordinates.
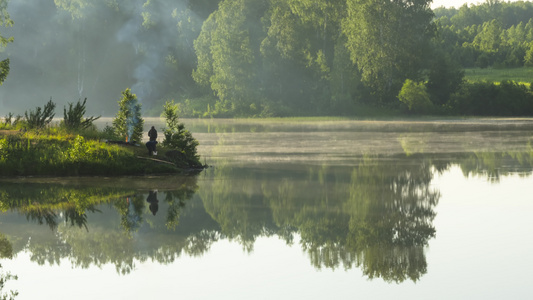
[0,130,183,176]
[464,67,533,87]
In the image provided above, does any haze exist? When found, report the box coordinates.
[0,0,530,117]
[0,0,197,116]
[431,0,522,8]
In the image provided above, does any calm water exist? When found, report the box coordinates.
[1,118,533,299]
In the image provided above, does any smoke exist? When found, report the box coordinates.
[126,97,141,142]
[115,0,191,110]
[0,0,202,116]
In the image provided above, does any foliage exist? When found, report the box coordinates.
[0,58,8,85]
[398,80,433,114]
[0,232,17,300]
[112,88,144,142]
[0,132,178,176]
[0,113,21,130]
[160,100,201,167]
[448,80,533,116]
[62,98,101,131]
[0,0,13,86]
[23,99,56,129]
[434,2,533,69]
[426,52,465,106]
[342,0,434,103]
[0,266,17,300]
[5,0,533,118]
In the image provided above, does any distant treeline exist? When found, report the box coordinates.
[1,0,533,117]
[434,1,533,68]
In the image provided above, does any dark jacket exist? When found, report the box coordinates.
[148,127,157,141]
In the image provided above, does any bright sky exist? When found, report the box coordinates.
[431,0,524,9]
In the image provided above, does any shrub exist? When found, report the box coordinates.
[63,98,100,131]
[112,88,144,142]
[398,79,433,114]
[161,100,201,167]
[448,80,533,115]
[24,98,56,129]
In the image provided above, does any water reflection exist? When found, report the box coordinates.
[0,233,17,299]
[198,156,439,282]
[1,147,533,285]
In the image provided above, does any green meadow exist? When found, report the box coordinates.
[464,67,533,87]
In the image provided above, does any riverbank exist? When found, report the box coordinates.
[0,130,203,177]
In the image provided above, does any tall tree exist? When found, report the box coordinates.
[342,0,434,104]
[112,88,144,142]
[193,0,266,116]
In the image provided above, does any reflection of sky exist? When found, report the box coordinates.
[2,166,533,299]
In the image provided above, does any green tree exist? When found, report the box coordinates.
[260,0,348,114]
[0,233,17,300]
[193,0,266,116]
[62,98,100,130]
[426,52,465,106]
[398,79,433,114]
[0,0,13,85]
[112,88,144,142]
[53,0,92,19]
[524,42,533,66]
[160,100,201,167]
[24,99,56,129]
[342,0,434,104]
[473,19,503,53]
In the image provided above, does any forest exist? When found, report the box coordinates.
[1,0,533,117]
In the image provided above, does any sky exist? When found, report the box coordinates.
[431,0,523,8]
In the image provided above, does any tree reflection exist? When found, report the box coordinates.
[2,148,533,281]
[0,176,201,274]
[344,158,439,282]
[0,233,18,300]
[115,194,145,234]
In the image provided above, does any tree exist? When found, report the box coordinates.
[0,233,17,300]
[63,98,100,130]
[24,99,56,129]
[160,100,201,167]
[193,0,266,116]
[426,52,465,106]
[342,0,434,104]
[112,88,144,142]
[398,79,433,114]
[473,19,503,53]
[0,0,13,85]
[525,42,533,66]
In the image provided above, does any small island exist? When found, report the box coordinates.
[0,89,206,177]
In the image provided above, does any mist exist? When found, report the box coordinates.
[0,0,202,117]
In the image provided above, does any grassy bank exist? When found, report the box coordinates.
[464,67,533,87]
[0,130,186,176]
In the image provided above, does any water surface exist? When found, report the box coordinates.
[1,118,533,299]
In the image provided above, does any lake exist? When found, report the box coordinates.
[1,118,533,299]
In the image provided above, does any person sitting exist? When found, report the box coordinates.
[146,126,158,155]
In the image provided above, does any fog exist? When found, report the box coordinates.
[0,0,200,116]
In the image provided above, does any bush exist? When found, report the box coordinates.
[398,79,433,114]
[24,98,56,129]
[62,98,100,131]
[448,80,533,115]
[161,100,201,167]
[112,88,144,142]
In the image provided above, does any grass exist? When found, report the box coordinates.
[0,129,184,176]
[464,67,533,87]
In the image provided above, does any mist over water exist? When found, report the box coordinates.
[2,119,533,299]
